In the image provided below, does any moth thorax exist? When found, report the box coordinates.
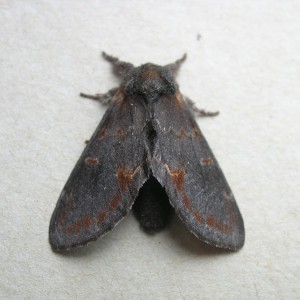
[140,79,164,102]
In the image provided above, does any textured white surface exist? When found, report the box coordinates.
[1,1,299,299]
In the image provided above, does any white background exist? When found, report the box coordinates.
[1,1,299,299]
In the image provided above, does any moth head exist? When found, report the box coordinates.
[123,64,178,102]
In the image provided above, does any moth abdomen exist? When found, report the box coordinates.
[133,176,171,231]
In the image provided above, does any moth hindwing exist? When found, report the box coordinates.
[49,52,245,251]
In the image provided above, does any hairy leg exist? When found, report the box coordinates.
[165,53,187,77]
[80,87,118,105]
[102,52,134,79]
[186,97,219,117]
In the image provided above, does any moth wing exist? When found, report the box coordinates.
[49,92,148,250]
[152,93,245,250]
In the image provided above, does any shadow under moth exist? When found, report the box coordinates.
[49,52,245,251]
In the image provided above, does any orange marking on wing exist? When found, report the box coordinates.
[182,193,192,210]
[98,127,107,140]
[200,158,214,166]
[175,92,184,109]
[75,219,81,233]
[165,164,185,192]
[97,192,129,227]
[97,212,107,224]
[193,210,203,223]
[98,115,112,140]
[117,166,140,192]
[189,117,202,139]
[193,130,201,139]
[112,89,122,101]
[116,128,127,138]
[113,90,126,110]
[176,127,186,138]
[66,224,73,234]
[82,215,93,229]
[215,221,223,232]
[110,193,121,210]
[224,224,231,234]
[206,215,216,228]
[85,157,100,166]
[206,214,231,234]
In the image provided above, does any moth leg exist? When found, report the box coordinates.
[102,51,134,79]
[165,54,187,77]
[185,97,219,117]
[80,87,118,105]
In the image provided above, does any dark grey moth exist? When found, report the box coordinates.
[49,52,245,251]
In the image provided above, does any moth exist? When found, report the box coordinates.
[49,52,245,251]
